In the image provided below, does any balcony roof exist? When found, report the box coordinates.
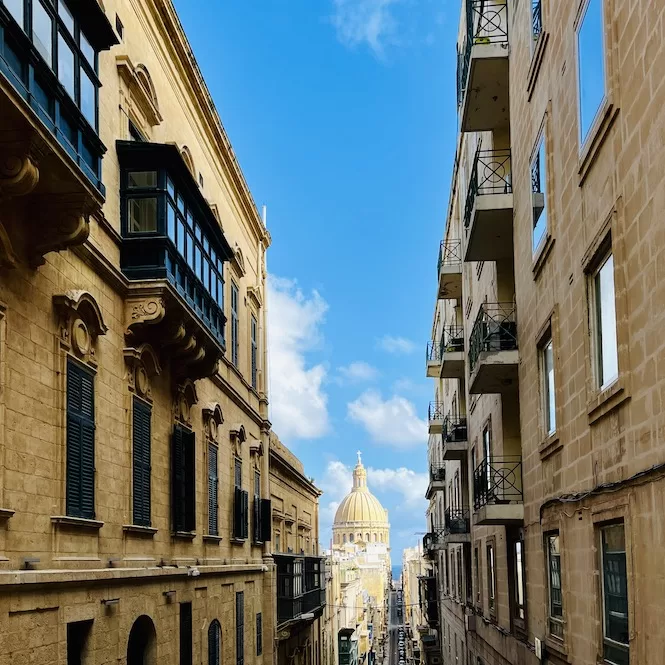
[66,0,120,50]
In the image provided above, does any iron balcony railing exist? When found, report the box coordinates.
[429,464,446,484]
[443,416,468,443]
[468,303,518,372]
[532,0,543,40]
[437,239,462,275]
[426,340,442,364]
[428,402,445,423]
[473,456,523,511]
[457,0,510,107]
[444,507,471,535]
[427,327,464,365]
[464,147,512,229]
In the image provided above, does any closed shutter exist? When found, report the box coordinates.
[132,397,151,526]
[253,499,261,543]
[234,486,242,538]
[236,592,244,665]
[256,613,262,656]
[184,429,196,531]
[242,490,249,540]
[66,359,95,519]
[208,443,218,535]
[180,602,192,665]
[208,620,221,665]
[172,426,186,532]
[260,499,272,542]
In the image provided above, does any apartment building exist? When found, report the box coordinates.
[0,0,281,663]
[424,0,665,664]
[402,544,432,665]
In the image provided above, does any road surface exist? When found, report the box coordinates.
[386,591,404,665]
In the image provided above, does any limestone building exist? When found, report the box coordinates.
[402,544,432,665]
[0,0,304,663]
[422,1,665,665]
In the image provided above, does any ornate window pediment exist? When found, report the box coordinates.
[53,291,107,365]
[124,343,161,401]
[231,245,246,277]
[202,403,224,442]
[230,422,246,457]
[116,56,163,128]
[174,379,198,427]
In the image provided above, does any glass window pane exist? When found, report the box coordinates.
[601,524,629,661]
[186,210,194,229]
[203,236,209,253]
[543,339,556,434]
[167,177,175,200]
[532,137,547,252]
[128,198,157,233]
[177,218,185,255]
[5,0,24,28]
[187,233,194,268]
[195,223,202,241]
[80,67,96,127]
[58,0,74,33]
[195,246,202,280]
[57,33,75,98]
[80,31,95,68]
[128,171,157,188]
[578,0,606,144]
[177,193,185,214]
[596,254,618,388]
[167,203,176,242]
[203,259,210,290]
[32,1,53,66]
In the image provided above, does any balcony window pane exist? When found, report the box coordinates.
[177,193,185,214]
[194,246,201,281]
[4,0,24,28]
[129,198,157,233]
[195,223,202,241]
[57,33,75,98]
[203,236,209,254]
[577,0,605,144]
[186,232,194,268]
[80,31,95,68]
[601,524,629,665]
[594,253,618,388]
[58,0,74,33]
[203,259,210,290]
[177,218,185,255]
[32,1,53,66]
[128,171,157,188]
[532,137,547,252]
[80,67,96,127]
[167,203,176,243]
[543,339,556,435]
[33,75,53,117]
[167,177,175,200]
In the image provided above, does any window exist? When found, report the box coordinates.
[474,547,481,606]
[208,620,221,665]
[487,543,496,616]
[275,532,281,551]
[115,14,123,40]
[231,282,239,367]
[129,198,158,233]
[128,120,145,142]
[514,537,526,623]
[577,0,606,145]
[180,602,193,665]
[171,425,195,532]
[66,359,95,519]
[600,523,629,665]
[532,135,548,252]
[32,1,52,65]
[208,443,219,535]
[236,592,245,665]
[4,0,24,27]
[531,0,543,42]
[251,314,258,389]
[253,470,261,543]
[67,620,92,665]
[132,397,151,527]
[456,549,462,602]
[233,458,248,539]
[593,252,618,389]
[256,613,263,656]
[542,337,556,435]
[547,534,564,639]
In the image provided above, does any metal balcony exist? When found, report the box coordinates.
[425,341,442,378]
[437,240,463,300]
[440,327,465,379]
[457,0,510,133]
[444,508,471,544]
[428,402,445,434]
[473,457,523,525]
[463,147,514,262]
[468,303,519,394]
[425,464,446,499]
[442,416,468,461]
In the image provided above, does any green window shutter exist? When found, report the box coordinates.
[208,443,218,535]
[253,498,261,543]
[208,620,221,665]
[242,490,249,540]
[132,398,151,526]
[260,499,272,542]
[236,592,244,665]
[66,359,95,519]
[184,429,196,532]
[172,425,186,532]
[233,486,242,538]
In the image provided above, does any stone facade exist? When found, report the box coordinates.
[0,0,296,663]
[425,1,665,665]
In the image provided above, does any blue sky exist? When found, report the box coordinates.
[174,0,460,559]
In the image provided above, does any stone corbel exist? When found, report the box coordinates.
[125,296,167,337]
[174,379,198,427]
[202,403,224,442]
[0,223,19,270]
[124,343,161,401]
[53,290,108,364]
[0,132,46,200]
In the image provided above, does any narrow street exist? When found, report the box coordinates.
[386,590,404,665]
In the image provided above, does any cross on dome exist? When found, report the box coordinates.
[356,450,362,465]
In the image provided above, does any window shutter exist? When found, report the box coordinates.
[172,426,185,532]
[208,443,218,535]
[180,602,193,665]
[66,360,95,519]
[132,398,151,526]
[253,498,261,543]
[242,490,249,540]
[260,499,272,542]
[234,486,242,538]
[208,621,221,665]
[236,592,244,665]
[184,429,196,531]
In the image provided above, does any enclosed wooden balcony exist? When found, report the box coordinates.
[468,303,519,394]
[274,554,326,627]
[473,456,523,525]
[437,240,463,300]
[442,416,468,461]
[457,0,510,133]
[463,148,514,262]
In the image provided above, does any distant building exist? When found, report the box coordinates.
[402,545,432,665]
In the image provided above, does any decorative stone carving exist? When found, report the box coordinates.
[116,56,163,127]
[249,438,264,458]
[0,133,46,200]
[231,244,246,277]
[230,423,246,457]
[202,403,224,442]
[0,223,19,270]
[124,344,161,401]
[174,380,198,426]
[126,297,167,335]
[53,291,108,364]
[247,285,263,309]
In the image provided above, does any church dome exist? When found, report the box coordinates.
[333,454,389,526]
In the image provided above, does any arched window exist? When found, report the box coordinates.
[127,615,157,665]
[349,533,354,542]
[208,620,221,665]
[181,145,195,177]
[373,533,377,542]
[343,534,347,543]
[366,533,370,542]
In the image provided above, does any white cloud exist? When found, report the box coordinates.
[347,390,427,448]
[336,361,379,384]
[267,276,330,440]
[367,466,428,509]
[330,0,401,56]
[377,335,416,355]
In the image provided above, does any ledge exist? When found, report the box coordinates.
[230,537,247,545]
[527,30,549,101]
[0,508,15,520]
[51,516,103,530]
[172,531,196,541]
[539,433,562,461]
[587,378,630,425]
[123,524,157,536]
[203,534,223,544]
[545,636,569,663]
[532,233,555,280]
[578,100,620,185]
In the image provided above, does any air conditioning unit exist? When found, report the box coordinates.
[464,613,476,633]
